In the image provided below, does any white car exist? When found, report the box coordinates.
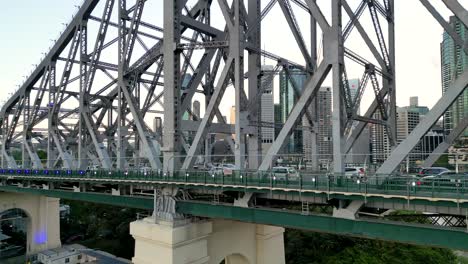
[345,167,365,178]
[220,164,237,175]
[209,164,238,176]
[272,167,299,180]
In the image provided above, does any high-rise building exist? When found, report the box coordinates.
[301,87,333,168]
[370,110,391,164]
[279,66,307,154]
[441,16,468,137]
[348,79,360,114]
[230,106,236,125]
[181,74,193,121]
[192,100,200,120]
[314,87,333,165]
[274,104,282,139]
[345,79,370,164]
[371,97,429,165]
[397,106,422,165]
[421,126,444,157]
[182,73,192,90]
[400,96,429,116]
[260,65,275,153]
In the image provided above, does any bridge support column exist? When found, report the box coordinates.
[130,218,285,264]
[130,218,211,264]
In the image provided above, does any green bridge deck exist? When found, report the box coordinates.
[0,184,467,251]
[1,169,468,207]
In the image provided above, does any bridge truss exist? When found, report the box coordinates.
[0,0,467,174]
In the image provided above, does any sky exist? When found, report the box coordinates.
[0,0,466,117]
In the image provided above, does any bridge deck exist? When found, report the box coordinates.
[1,184,468,251]
[1,170,468,206]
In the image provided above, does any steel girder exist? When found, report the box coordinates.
[1,0,466,176]
[377,69,468,174]
[422,116,468,167]
[0,0,398,173]
[377,1,468,174]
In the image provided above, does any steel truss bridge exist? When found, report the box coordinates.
[1,168,468,250]
[1,0,468,251]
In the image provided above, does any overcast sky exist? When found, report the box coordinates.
[0,0,466,117]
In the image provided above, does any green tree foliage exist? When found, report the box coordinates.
[11,150,21,163]
[285,229,457,264]
[37,150,47,161]
[61,200,139,259]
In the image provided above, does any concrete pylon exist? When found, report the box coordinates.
[0,192,61,254]
[130,218,286,264]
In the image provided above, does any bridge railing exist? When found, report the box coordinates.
[0,168,467,200]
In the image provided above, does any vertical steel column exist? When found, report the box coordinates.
[331,0,345,173]
[233,0,245,169]
[47,62,57,169]
[309,0,319,170]
[117,0,127,169]
[79,20,88,169]
[22,94,30,168]
[247,0,262,169]
[0,118,5,168]
[386,0,396,150]
[204,3,212,166]
[134,82,141,168]
[163,0,182,173]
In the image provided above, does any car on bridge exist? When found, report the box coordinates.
[209,164,238,176]
[418,167,449,176]
[345,167,365,179]
[271,166,299,181]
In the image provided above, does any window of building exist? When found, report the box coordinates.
[65,258,70,263]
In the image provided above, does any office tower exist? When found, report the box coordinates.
[370,111,390,164]
[441,16,468,137]
[306,87,332,166]
[421,126,444,157]
[260,65,275,153]
[181,73,192,90]
[348,78,360,114]
[274,104,282,139]
[230,106,236,125]
[279,65,307,154]
[181,74,193,121]
[346,78,370,164]
[396,106,422,164]
[153,117,162,135]
[192,100,200,120]
[401,96,429,116]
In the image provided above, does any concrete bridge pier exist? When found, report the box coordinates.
[0,192,61,254]
[130,218,286,264]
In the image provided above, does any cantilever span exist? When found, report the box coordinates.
[2,0,468,260]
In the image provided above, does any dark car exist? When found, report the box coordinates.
[418,167,449,176]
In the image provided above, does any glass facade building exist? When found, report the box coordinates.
[441,16,468,137]
[279,66,307,154]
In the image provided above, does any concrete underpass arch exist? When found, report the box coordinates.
[0,208,29,257]
[0,192,61,254]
